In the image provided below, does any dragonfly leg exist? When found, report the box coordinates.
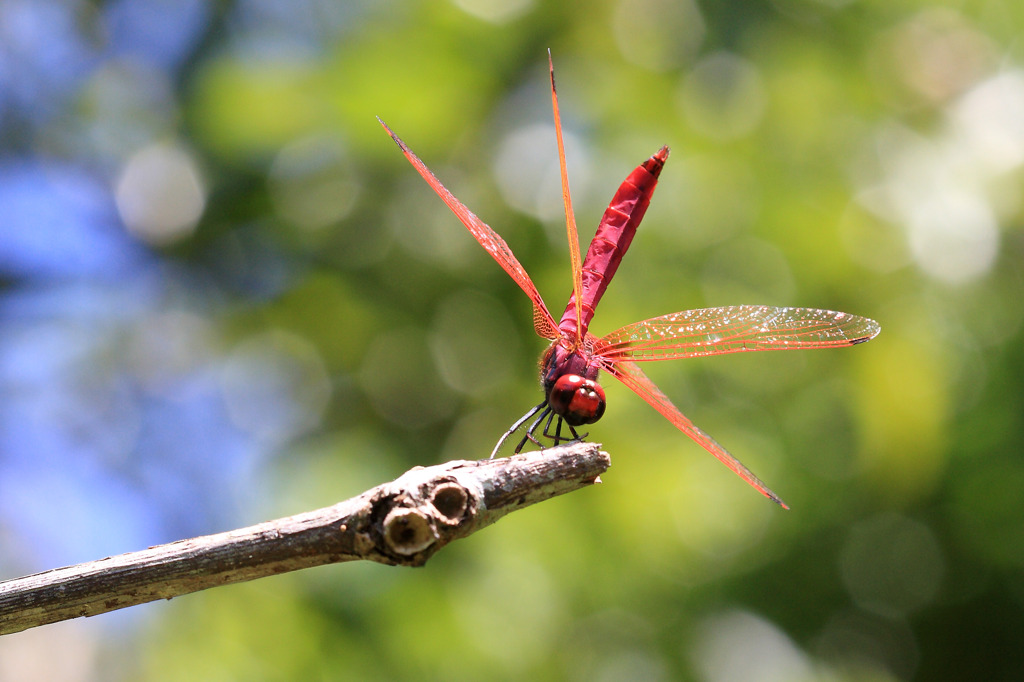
[516,406,554,453]
[567,424,585,442]
[491,398,592,457]
[490,400,547,459]
[540,410,556,443]
[535,416,587,447]
[541,415,565,444]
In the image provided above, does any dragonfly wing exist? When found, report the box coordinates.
[602,359,788,508]
[379,117,559,340]
[595,306,880,362]
[548,51,584,347]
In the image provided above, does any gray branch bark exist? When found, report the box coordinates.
[0,443,609,636]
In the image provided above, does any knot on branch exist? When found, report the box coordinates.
[381,482,470,556]
[431,482,470,523]
[375,475,479,563]
[382,509,436,555]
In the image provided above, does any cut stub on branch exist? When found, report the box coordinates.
[372,441,609,563]
[0,442,610,636]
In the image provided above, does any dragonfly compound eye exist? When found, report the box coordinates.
[548,374,606,427]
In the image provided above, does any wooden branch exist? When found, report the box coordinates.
[0,442,609,636]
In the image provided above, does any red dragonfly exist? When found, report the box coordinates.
[378,53,880,508]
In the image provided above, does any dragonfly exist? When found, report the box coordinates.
[378,52,880,508]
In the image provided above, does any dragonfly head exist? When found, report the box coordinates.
[540,341,606,426]
[548,374,606,427]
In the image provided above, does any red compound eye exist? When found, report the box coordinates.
[548,374,606,427]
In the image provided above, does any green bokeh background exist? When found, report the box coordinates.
[3,0,1024,680]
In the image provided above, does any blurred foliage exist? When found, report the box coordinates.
[1,0,1024,680]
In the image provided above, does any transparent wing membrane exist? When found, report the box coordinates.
[596,306,880,362]
[378,117,559,339]
[548,50,584,347]
[602,359,788,508]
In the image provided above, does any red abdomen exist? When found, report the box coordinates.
[558,146,669,339]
